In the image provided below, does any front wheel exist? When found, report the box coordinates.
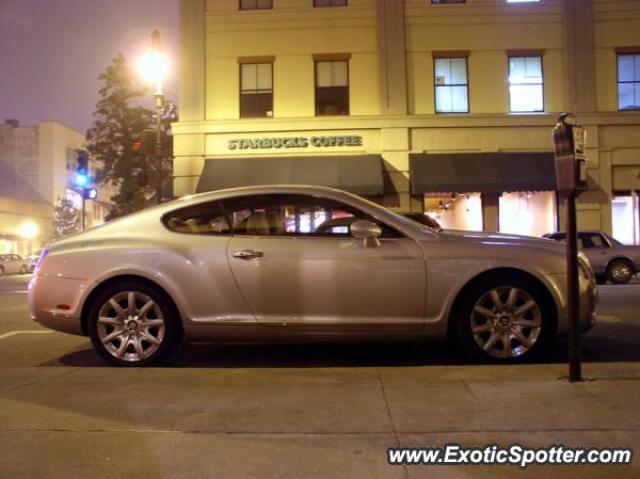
[87,282,182,366]
[454,275,554,363]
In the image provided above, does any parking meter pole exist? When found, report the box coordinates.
[566,191,582,382]
[553,112,587,383]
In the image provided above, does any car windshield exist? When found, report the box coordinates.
[338,191,441,234]
[603,233,623,246]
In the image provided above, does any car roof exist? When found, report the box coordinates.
[546,230,606,235]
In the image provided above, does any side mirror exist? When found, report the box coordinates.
[350,219,382,248]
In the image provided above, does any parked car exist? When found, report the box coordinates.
[542,231,640,285]
[0,254,28,275]
[29,185,597,366]
[25,251,42,273]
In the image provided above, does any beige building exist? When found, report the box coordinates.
[173,0,640,243]
[0,120,109,255]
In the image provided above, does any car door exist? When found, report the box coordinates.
[225,193,426,331]
[7,255,19,274]
[578,233,609,275]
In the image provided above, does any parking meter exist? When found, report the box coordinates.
[553,112,588,195]
[552,112,587,383]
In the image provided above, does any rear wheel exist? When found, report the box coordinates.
[455,275,554,363]
[607,259,634,285]
[87,281,182,366]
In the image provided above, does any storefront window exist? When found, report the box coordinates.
[424,193,483,231]
[612,192,639,245]
[499,191,556,237]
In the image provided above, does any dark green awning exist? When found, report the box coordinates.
[410,152,556,194]
[196,155,384,196]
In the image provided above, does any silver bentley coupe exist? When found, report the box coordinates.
[28,185,597,366]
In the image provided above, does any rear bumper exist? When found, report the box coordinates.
[31,310,83,335]
[28,273,87,336]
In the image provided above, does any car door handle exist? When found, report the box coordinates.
[233,249,264,260]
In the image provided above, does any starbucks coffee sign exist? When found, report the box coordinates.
[228,135,363,150]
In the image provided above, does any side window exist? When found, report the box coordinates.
[163,201,231,235]
[222,194,401,238]
[578,233,607,249]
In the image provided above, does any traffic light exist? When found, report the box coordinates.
[83,187,98,200]
[131,129,156,155]
[74,152,90,187]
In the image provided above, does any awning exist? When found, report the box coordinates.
[196,155,384,196]
[410,152,556,194]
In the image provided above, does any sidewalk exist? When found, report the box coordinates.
[0,362,638,478]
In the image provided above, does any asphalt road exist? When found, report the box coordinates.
[1,273,639,479]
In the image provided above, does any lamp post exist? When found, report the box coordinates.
[138,29,169,204]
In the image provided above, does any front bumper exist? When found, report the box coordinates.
[546,268,597,336]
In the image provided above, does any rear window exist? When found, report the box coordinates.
[163,200,231,235]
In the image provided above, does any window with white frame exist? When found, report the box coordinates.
[434,57,469,113]
[508,55,544,112]
[618,53,640,111]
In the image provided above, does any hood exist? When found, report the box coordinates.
[438,229,567,255]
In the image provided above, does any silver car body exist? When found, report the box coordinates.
[0,254,27,275]
[29,185,596,343]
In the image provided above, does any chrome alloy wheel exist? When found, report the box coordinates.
[470,286,542,359]
[610,262,632,284]
[97,291,165,362]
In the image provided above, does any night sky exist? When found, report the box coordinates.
[0,0,179,133]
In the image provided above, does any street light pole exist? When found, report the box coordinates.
[155,92,164,205]
[150,29,164,205]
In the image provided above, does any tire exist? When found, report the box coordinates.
[454,274,554,363]
[20,265,27,275]
[607,259,634,285]
[0,266,4,276]
[87,281,182,366]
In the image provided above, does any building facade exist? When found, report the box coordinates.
[173,0,640,243]
[0,120,109,255]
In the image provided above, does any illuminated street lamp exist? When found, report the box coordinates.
[18,221,39,240]
[137,29,169,204]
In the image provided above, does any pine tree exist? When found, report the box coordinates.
[86,53,173,220]
[53,198,80,237]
